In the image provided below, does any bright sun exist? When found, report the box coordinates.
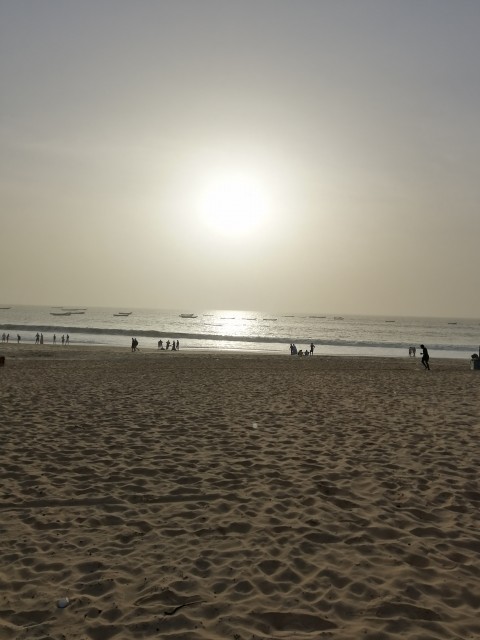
[198,172,271,236]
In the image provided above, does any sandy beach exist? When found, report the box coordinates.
[0,344,479,640]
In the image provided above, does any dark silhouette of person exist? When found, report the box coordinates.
[65,334,69,345]
[310,342,315,355]
[176,340,179,350]
[17,334,21,344]
[166,340,170,350]
[420,344,430,370]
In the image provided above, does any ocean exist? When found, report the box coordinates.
[0,305,478,360]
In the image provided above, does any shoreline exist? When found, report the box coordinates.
[0,341,473,363]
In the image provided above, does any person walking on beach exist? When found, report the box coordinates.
[420,344,430,370]
[65,334,69,345]
[53,334,56,345]
[310,342,315,355]
[61,335,65,345]
[17,334,21,344]
[35,332,40,344]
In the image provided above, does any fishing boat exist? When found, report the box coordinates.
[50,312,72,316]
[179,313,198,318]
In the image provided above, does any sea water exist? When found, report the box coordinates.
[0,305,479,359]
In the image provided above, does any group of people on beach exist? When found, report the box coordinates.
[130,339,181,352]
[1,333,21,343]
[290,342,315,356]
[35,333,70,345]
[158,339,179,351]
[2,333,70,345]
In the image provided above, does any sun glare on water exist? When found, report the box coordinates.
[198,171,271,237]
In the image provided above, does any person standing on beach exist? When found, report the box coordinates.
[310,342,315,355]
[66,334,69,345]
[420,344,430,370]
[53,334,56,344]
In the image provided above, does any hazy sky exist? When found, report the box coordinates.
[2,1,480,316]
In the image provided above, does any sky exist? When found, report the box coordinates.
[1,0,480,317]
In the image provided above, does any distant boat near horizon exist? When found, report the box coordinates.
[263,318,278,321]
[385,320,396,322]
[179,313,198,318]
[50,312,72,316]
[334,316,344,320]
[113,312,133,317]
[0,307,11,310]
[448,322,457,325]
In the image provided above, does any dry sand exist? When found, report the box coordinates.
[0,344,479,640]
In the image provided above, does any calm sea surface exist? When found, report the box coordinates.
[0,305,479,359]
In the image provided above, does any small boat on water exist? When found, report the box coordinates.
[179,313,198,318]
[51,312,72,316]
[113,312,133,317]
[309,316,326,319]
[448,322,457,325]
[334,316,344,320]
[0,307,11,310]
[263,318,278,321]
[385,320,396,323]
